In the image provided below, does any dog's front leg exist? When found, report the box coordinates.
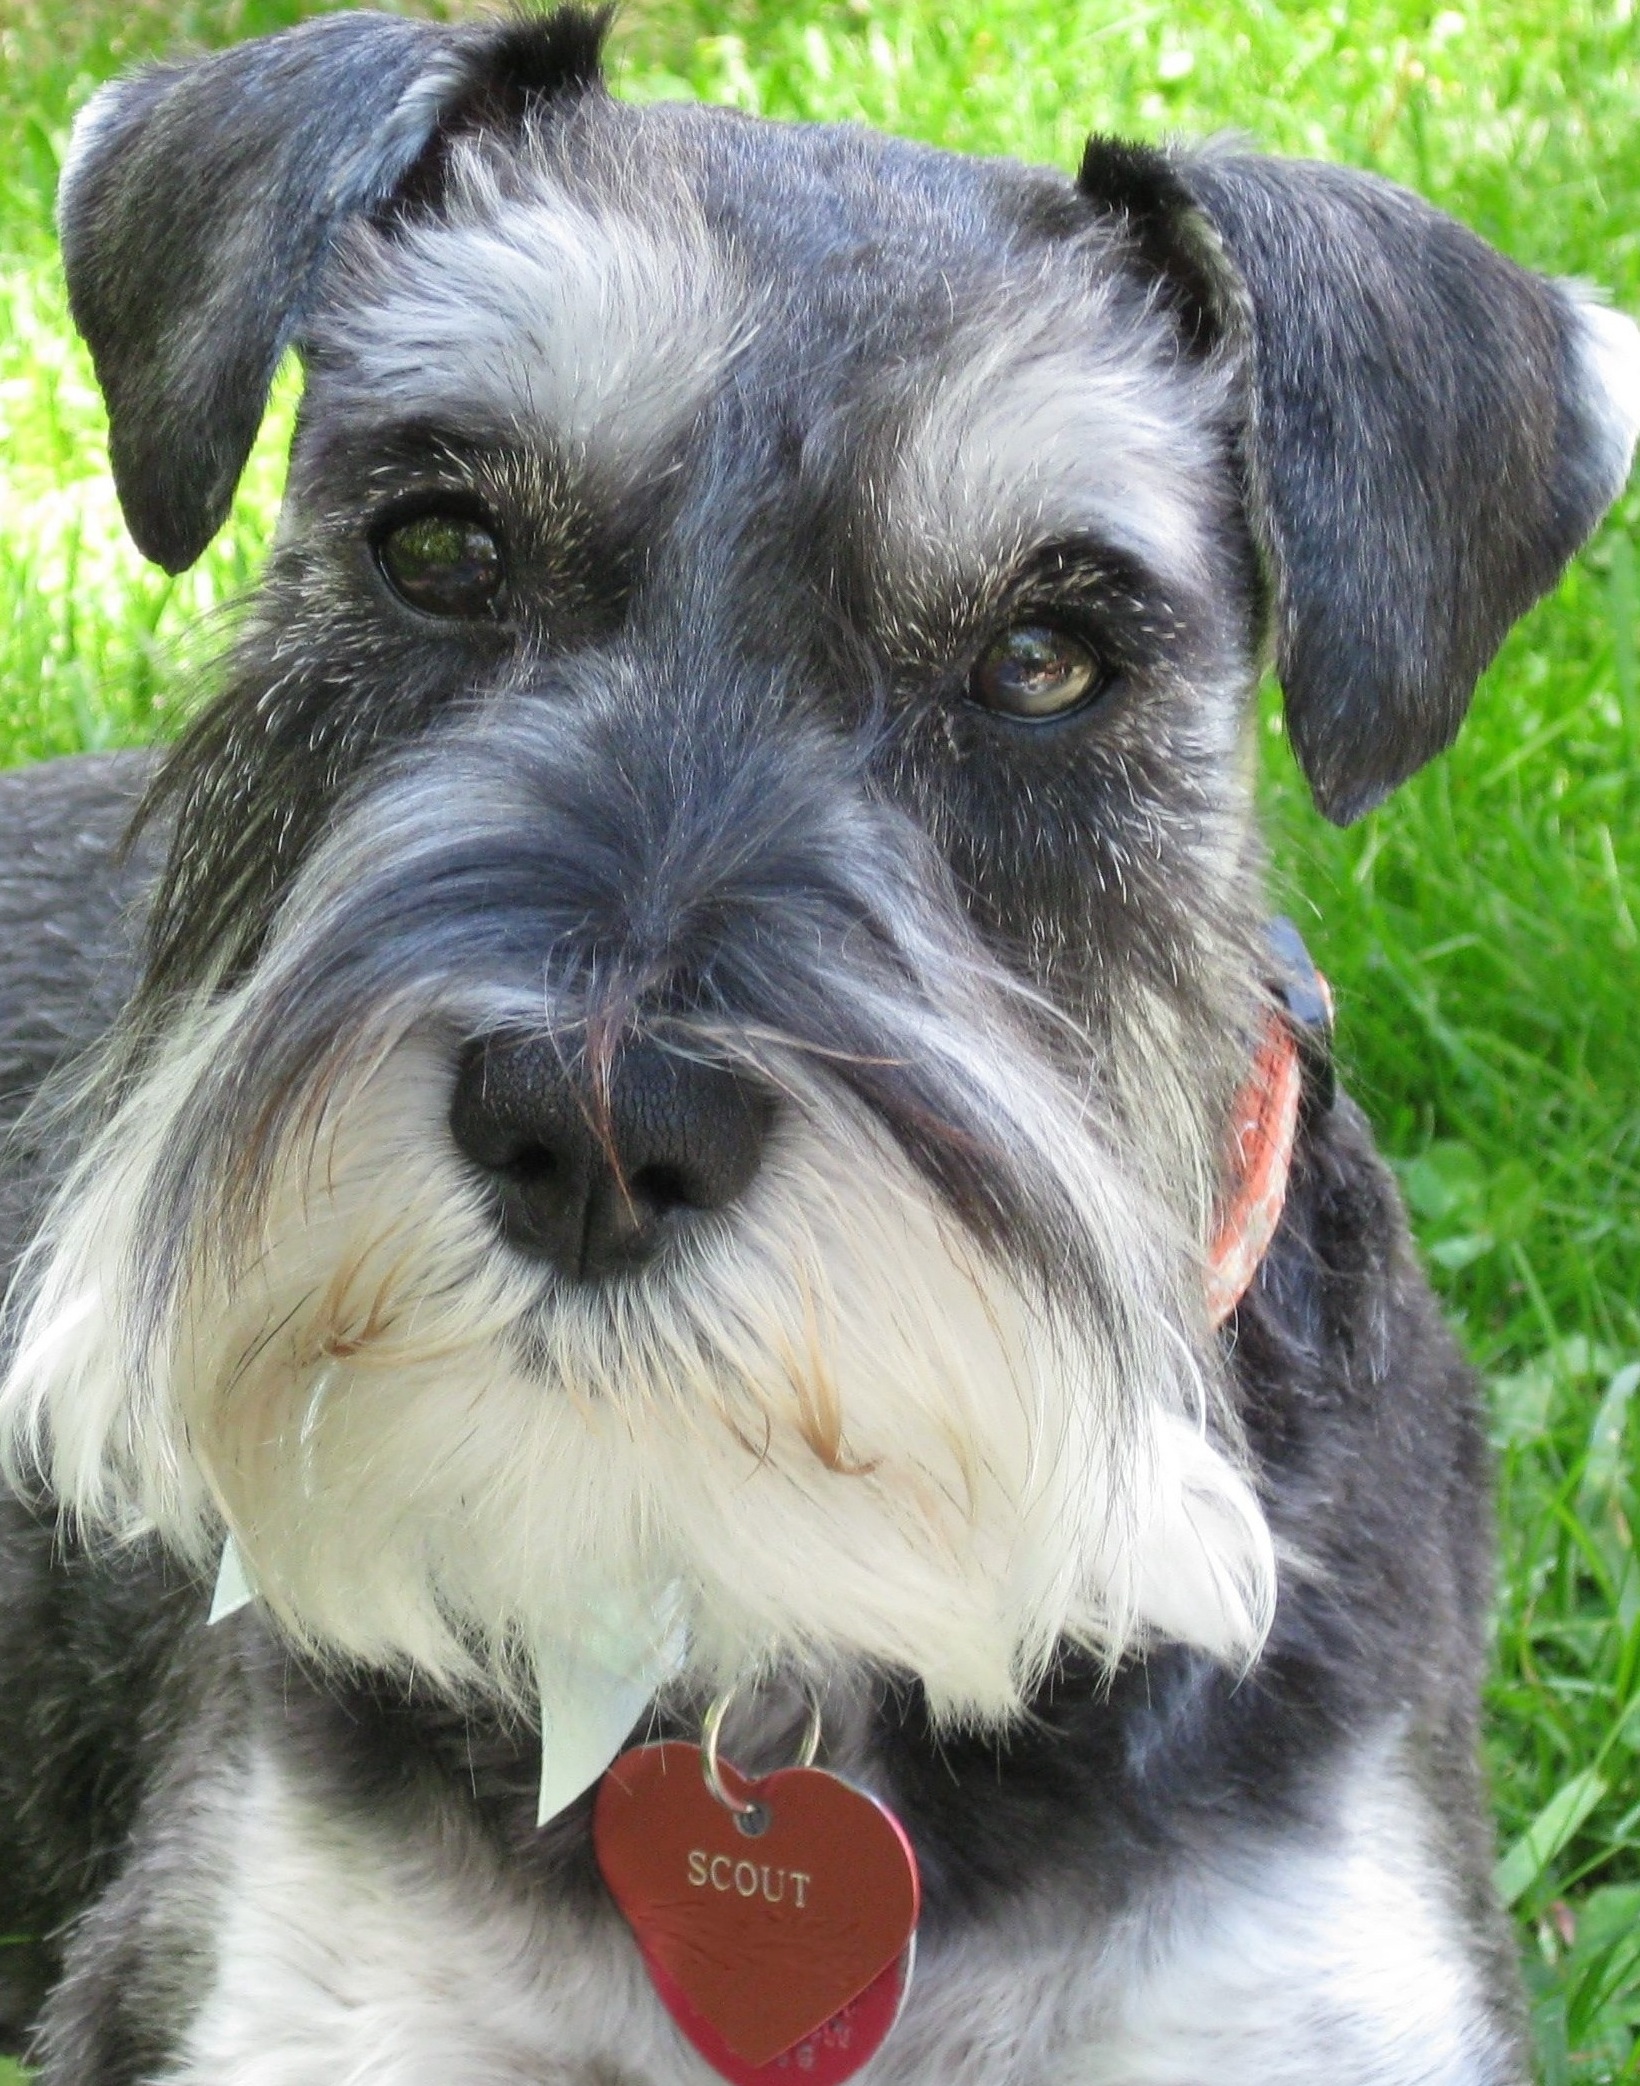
[31,1730,690,2086]
[1076,1739,1522,2086]
[861,1728,1525,2086]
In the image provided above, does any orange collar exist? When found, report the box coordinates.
[1204,1013,1305,1328]
[1205,940,1333,1330]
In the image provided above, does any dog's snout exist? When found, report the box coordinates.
[448,1034,771,1278]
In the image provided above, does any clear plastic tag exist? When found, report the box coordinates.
[535,1590,689,1826]
[208,1534,257,1623]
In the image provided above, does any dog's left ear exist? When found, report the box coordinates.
[58,8,609,575]
[1080,140,1640,822]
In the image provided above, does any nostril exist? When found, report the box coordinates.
[506,1143,565,1187]
[448,1037,571,1175]
[628,1161,698,1215]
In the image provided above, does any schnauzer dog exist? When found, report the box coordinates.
[2,8,1637,2082]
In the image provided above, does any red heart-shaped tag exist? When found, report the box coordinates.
[646,1940,914,2085]
[594,1743,920,2072]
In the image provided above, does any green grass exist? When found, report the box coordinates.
[3,0,1639,2075]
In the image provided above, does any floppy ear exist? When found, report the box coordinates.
[57,7,609,575]
[1080,140,1640,823]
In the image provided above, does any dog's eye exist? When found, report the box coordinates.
[970,624,1101,720]
[376,511,504,619]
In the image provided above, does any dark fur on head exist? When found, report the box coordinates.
[1,10,1636,2081]
[1077,131,1627,819]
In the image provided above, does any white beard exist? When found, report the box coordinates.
[2,990,1273,1725]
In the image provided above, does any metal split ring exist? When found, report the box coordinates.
[700,1681,823,1827]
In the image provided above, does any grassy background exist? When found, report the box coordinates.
[2,0,1638,2076]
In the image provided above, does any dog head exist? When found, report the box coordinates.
[4,8,1635,1722]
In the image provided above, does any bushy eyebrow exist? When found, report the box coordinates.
[310,178,756,478]
[873,309,1236,610]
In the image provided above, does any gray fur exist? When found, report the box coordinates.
[57,11,608,571]
[5,8,1639,2080]
[1176,149,1633,821]
[0,754,155,1289]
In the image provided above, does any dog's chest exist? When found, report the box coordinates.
[147,1723,1504,2086]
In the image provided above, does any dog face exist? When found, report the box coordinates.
[4,9,1635,1723]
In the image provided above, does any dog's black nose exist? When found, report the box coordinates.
[448,1034,771,1278]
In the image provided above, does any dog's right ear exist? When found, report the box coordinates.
[1080,139,1640,823]
[58,7,610,575]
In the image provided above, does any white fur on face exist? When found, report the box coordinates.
[3,162,1273,1717]
[1,868,1273,1723]
[314,143,756,473]
[880,291,1236,602]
